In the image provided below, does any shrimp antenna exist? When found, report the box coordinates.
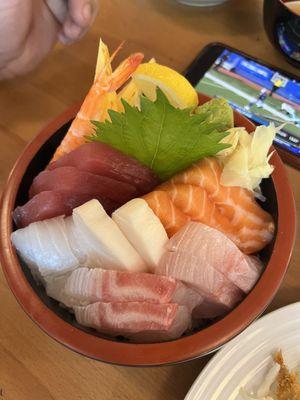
[95,41,125,86]
[110,41,126,63]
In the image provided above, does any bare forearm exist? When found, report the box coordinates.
[0,0,99,80]
[0,0,59,79]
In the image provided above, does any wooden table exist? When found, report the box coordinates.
[0,1,299,399]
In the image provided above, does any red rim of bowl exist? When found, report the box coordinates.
[0,96,296,366]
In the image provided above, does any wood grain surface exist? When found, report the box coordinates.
[0,1,299,399]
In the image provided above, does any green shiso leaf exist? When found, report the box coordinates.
[91,88,230,181]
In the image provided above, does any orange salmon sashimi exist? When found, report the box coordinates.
[144,158,274,254]
[143,191,190,237]
[158,182,238,244]
[171,158,273,230]
[52,51,144,162]
[170,158,275,253]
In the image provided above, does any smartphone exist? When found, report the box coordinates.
[184,43,300,169]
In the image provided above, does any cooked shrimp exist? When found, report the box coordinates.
[52,47,144,161]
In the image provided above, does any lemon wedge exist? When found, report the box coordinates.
[118,79,141,108]
[132,62,198,109]
[119,58,156,108]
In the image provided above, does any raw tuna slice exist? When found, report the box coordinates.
[29,166,137,204]
[74,302,191,343]
[13,191,121,228]
[64,267,203,311]
[167,222,262,293]
[158,250,242,309]
[11,216,79,279]
[47,142,159,193]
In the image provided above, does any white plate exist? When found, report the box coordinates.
[185,302,300,400]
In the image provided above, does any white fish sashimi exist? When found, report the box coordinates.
[129,304,191,343]
[72,199,147,272]
[112,198,168,271]
[45,272,72,305]
[11,199,148,284]
[63,267,98,307]
[11,216,79,279]
[166,222,262,293]
[64,216,87,264]
[171,283,204,314]
[46,217,74,263]
[158,250,242,308]
[64,267,203,310]
[74,301,191,343]
[11,222,41,280]
[38,217,79,276]
[29,221,57,278]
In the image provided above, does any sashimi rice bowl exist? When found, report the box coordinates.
[0,39,296,366]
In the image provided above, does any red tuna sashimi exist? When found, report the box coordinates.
[13,191,120,228]
[29,166,137,204]
[158,250,243,309]
[64,267,203,311]
[167,222,263,293]
[48,142,160,193]
[74,301,191,343]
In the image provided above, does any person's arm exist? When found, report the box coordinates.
[0,1,59,80]
[0,0,98,80]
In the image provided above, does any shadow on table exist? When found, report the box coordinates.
[109,353,213,400]
[160,354,214,399]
